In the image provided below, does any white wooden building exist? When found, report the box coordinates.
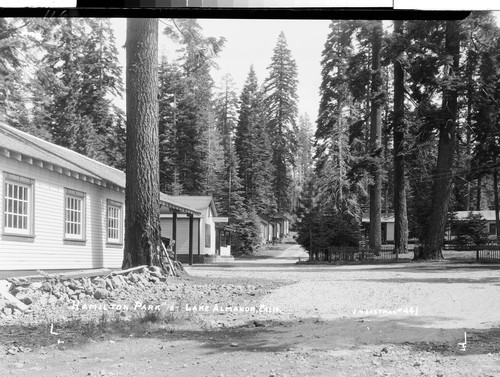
[160,196,231,263]
[445,211,499,241]
[361,213,395,243]
[258,215,272,244]
[0,123,199,273]
[258,213,291,245]
[362,210,499,243]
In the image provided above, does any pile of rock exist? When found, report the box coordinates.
[0,266,170,319]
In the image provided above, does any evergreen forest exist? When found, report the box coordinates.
[1,14,500,259]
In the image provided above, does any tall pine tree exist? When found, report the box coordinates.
[316,20,365,217]
[35,18,124,167]
[160,19,225,195]
[368,20,384,254]
[214,73,239,156]
[292,113,314,212]
[263,32,299,214]
[392,20,409,255]
[235,66,276,214]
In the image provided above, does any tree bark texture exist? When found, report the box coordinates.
[421,20,460,260]
[393,20,409,257]
[369,20,383,254]
[123,18,161,269]
[493,165,500,242]
[476,176,482,211]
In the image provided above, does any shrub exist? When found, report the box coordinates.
[296,207,360,254]
[450,212,489,246]
[230,207,262,255]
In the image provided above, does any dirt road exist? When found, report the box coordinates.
[2,239,500,376]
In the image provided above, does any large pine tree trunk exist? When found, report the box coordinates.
[393,20,409,257]
[122,18,161,269]
[421,20,460,260]
[465,58,473,211]
[493,165,500,242]
[476,176,482,210]
[369,20,383,255]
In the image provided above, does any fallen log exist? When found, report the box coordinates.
[161,242,177,277]
[58,268,112,280]
[106,265,147,278]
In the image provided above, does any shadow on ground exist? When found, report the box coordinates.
[364,276,500,284]
[2,312,499,358]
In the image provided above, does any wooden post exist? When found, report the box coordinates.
[309,227,313,261]
[172,211,177,262]
[188,213,194,266]
[197,218,201,255]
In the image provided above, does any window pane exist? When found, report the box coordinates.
[107,204,121,241]
[4,181,32,234]
[64,194,84,238]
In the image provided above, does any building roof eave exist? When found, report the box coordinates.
[160,194,201,216]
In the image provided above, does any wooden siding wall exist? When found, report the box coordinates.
[387,223,395,243]
[161,218,200,255]
[161,209,217,256]
[260,223,266,244]
[201,207,217,255]
[204,210,216,255]
[0,157,124,270]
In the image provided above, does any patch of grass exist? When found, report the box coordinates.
[139,310,165,324]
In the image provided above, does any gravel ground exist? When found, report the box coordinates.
[1,238,500,377]
[187,244,500,329]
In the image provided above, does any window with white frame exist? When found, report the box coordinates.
[64,189,86,240]
[107,200,123,243]
[3,173,34,236]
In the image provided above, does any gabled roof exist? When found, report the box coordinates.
[160,194,200,215]
[1,122,125,189]
[0,122,199,215]
[258,215,270,224]
[269,213,290,221]
[259,214,277,223]
[169,196,218,217]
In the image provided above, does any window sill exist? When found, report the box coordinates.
[106,242,124,248]
[1,233,35,242]
[63,239,87,245]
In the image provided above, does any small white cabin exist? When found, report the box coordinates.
[445,211,500,241]
[160,196,231,264]
[361,213,395,244]
[258,215,272,244]
[362,210,500,244]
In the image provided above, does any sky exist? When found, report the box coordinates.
[111,14,500,126]
[197,19,330,120]
[111,18,331,122]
